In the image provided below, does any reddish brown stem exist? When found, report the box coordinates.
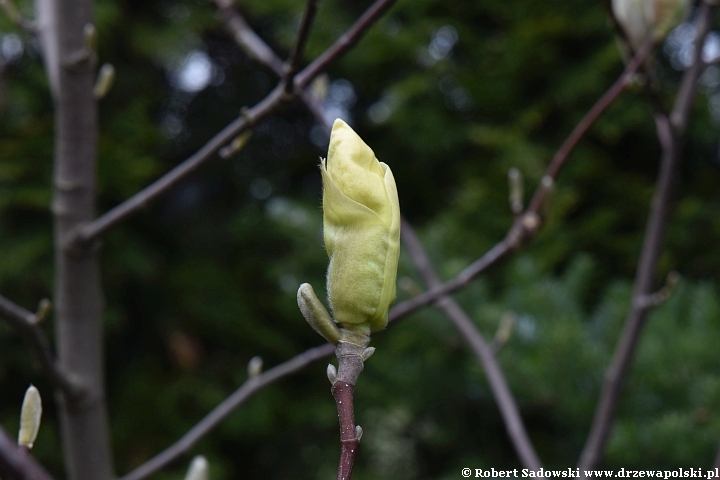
[331,340,366,480]
[332,381,359,480]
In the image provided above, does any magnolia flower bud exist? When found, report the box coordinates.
[612,0,689,50]
[321,119,400,331]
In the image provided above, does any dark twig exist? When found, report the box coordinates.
[212,0,331,133]
[119,343,334,480]
[401,219,544,472]
[526,37,656,214]
[284,0,321,93]
[714,443,720,470]
[0,426,55,480]
[577,2,716,472]
[68,86,286,248]
[295,0,396,88]
[0,295,83,398]
[0,294,37,326]
[213,0,285,74]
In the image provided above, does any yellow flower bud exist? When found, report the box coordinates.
[321,119,400,331]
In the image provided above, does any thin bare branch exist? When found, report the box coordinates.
[577,2,716,472]
[0,295,83,398]
[295,0,397,88]
[714,443,720,470]
[0,294,37,327]
[284,0,321,93]
[401,219,543,472]
[69,86,286,248]
[119,343,334,480]
[671,2,716,132]
[527,37,656,213]
[331,340,367,480]
[212,0,331,133]
[0,426,55,480]
[213,0,285,75]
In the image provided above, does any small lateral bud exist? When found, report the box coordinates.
[184,455,209,480]
[247,356,263,378]
[361,347,375,362]
[219,131,253,159]
[18,385,42,449]
[93,63,116,99]
[326,363,337,384]
[355,425,363,441]
[34,298,51,325]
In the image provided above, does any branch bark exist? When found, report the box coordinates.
[47,0,115,478]
[401,219,543,472]
[577,2,716,472]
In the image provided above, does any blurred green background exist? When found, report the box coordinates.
[1,0,720,478]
